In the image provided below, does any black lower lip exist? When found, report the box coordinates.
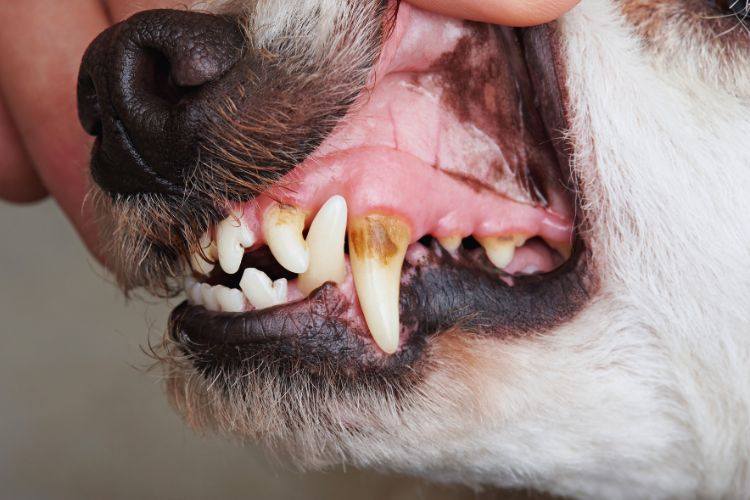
[170,239,593,376]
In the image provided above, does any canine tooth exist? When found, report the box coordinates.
[438,236,462,252]
[298,195,348,296]
[199,283,221,312]
[217,210,255,275]
[240,268,288,310]
[263,203,310,274]
[349,214,411,354]
[479,235,527,269]
[190,232,217,275]
[215,286,246,313]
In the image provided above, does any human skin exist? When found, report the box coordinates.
[0,0,579,259]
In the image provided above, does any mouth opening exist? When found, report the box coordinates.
[168,4,592,374]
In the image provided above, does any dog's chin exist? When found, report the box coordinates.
[86,0,596,480]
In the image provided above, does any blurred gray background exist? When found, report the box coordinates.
[0,200,527,500]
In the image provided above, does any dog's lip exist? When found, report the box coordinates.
[168,19,594,370]
[171,239,591,372]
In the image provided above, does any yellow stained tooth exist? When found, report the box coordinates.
[479,234,527,269]
[438,235,462,252]
[349,214,411,354]
[552,241,573,260]
[263,203,310,274]
[298,195,348,296]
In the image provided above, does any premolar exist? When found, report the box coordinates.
[479,234,527,269]
[348,214,411,354]
[217,210,256,275]
[437,235,462,252]
[263,203,310,274]
[298,195,348,296]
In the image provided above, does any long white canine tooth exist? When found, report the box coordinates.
[478,234,527,269]
[298,195,348,296]
[240,268,288,310]
[190,232,217,276]
[215,286,246,313]
[263,203,310,274]
[217,210,255,275]
[438,235,462,252]
[348,214,411,354]
[199,283,221,312]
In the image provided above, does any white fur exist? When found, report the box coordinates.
[178,1,750,497]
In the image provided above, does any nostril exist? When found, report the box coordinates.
[144,49,195,107]
[77,72,102,136]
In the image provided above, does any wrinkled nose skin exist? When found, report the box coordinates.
[77,10,246,195]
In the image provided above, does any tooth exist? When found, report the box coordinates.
[478,234,527,269]
[190,232,217,276]
[263,203,309,274]
[552,241,573,260]
[199,283,221,312]
[217,210,256,275]
[348,214,411,354]
[215,286,246,313]
[438,236,462,252]
[240,268,288,310]
[298,195,348,296]
[185,276,201,305]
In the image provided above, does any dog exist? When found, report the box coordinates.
[75,0,750,498]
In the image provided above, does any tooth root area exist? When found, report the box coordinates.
[299,195,348,296]
[191,232,218,275]
[240,268,288,310]
[349,215,411,355]
[479,235,527,269]
[217,210,256,275]
[263,204,310,274]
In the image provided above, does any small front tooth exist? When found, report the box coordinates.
[438,236,462,252]
[191,232,217,276]
[199,283,221,311]
[185,276,200,305]
[240,268,288,310]
[189,283,204,306]
[299,195,348,296]
[215,286,246,313]
[349,214,411,354]
[263,203,309,274]
[217,210,255,275]
[478,234,527,269]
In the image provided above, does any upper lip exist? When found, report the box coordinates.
[166,16,595,374]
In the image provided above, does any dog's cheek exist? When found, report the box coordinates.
[620,0,750,98]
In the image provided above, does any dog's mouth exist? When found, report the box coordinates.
[164,5,593,376]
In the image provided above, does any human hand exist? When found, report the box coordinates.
[0,0,580,260]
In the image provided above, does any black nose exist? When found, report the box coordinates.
[77,10,246,195]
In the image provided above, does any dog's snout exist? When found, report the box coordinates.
[77,10,246,195]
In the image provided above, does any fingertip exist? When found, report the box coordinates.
[407,0,580,26]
